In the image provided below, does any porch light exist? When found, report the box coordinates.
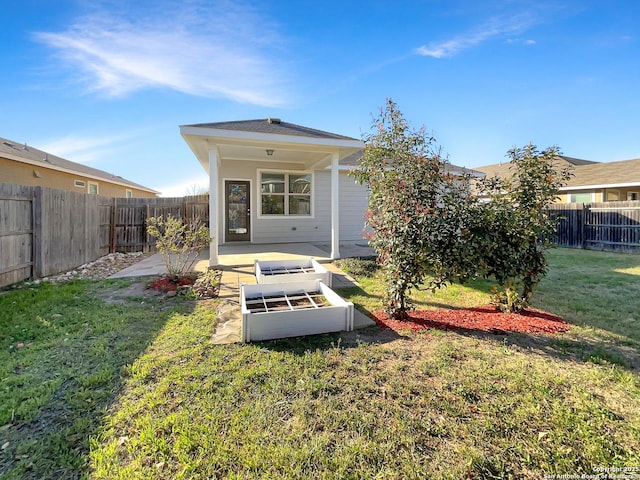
[266,149,274,156]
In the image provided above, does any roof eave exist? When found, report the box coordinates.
[560,182,640,190]
[180,125,364,149]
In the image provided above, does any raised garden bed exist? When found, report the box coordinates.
[241,280,353,342]
[254,258,332,286]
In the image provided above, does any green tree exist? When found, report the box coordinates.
[476,144,572,312]
[352,99,476,318]
[146,215,211,280]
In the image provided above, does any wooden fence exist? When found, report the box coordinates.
[4,183,639,288]
[0,183,209,288]
[548,201,640,252]
[98,195,209,253]
[0,184,34,287]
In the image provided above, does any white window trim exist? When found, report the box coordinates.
[606,189,620,201]
[125,189,133,198]
[627,191,639,201]
[257,169,315,218]
[88,182,99,195]
[74,179,86,188]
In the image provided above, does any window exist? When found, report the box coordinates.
[606,189,620,201]
[74,180,86,188]
[627,192,638,201]
[88,182,99,195]
[260,171,312,216]
[569,192,593,203]
[126,189,133,198]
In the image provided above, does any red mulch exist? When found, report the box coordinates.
[372,306,570,335]
[148,276,196,292]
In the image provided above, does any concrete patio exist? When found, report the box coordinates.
[109,243,376,343]
[110,242,374,277]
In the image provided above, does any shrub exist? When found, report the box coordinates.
[476,144,572,313]
[351,100,570,317]
[351,99,477,318]
[146,215,211,280]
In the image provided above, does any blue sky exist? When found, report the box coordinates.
[2,0,639,196]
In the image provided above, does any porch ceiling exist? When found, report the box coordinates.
[180,124,364,173]
[216,142,332,169]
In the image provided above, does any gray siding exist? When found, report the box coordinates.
[217,161,369,244]
[339,172,370,243]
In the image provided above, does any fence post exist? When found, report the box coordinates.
[581,203,588,249]
[109,198,116,253]
[32,187,43,278]
[29,188,36,280]
[144,204,150,253]
[183,197,188,224]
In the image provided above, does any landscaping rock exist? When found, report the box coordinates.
[192,269,222,299]
[40,252,147,283]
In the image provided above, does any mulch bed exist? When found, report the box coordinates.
[373,306,570,335]
[148,276,196,292]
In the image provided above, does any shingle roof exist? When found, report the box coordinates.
[472,161,513,179]
[339,150,363,167]
[339,149,482,175]
[559,155,599,166]
[474,155,592,180]
[565,157,640,187]
[474,155,593,181]
[0,136,158,193]
[183,118,359,141]
[474,155,640,188]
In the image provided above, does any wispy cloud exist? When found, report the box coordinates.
[415,13,539,58]
[38,132,137,164]
[34,1,290,106]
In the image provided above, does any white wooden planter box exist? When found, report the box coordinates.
[241,280,353,342]
[254,257,332,286]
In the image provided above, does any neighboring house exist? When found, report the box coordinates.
[180,118,477,266]
[559,158,640,203]
[0,136,159,198]
[475,155,640,203]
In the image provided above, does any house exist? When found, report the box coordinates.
[180,118,366,266]
[474,155,640,203]
[559,157,640,202]
[181,118,479,266]
[0,136,159,197]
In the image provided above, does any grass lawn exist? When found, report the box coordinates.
[1,248,639,479]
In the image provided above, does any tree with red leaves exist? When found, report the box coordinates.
[351,99,475,318]
[475,144,572,312]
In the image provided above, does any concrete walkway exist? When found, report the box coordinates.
[110,243,376,343]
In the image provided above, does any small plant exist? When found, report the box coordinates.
[146,215,211,280]
[192,269,222,299]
